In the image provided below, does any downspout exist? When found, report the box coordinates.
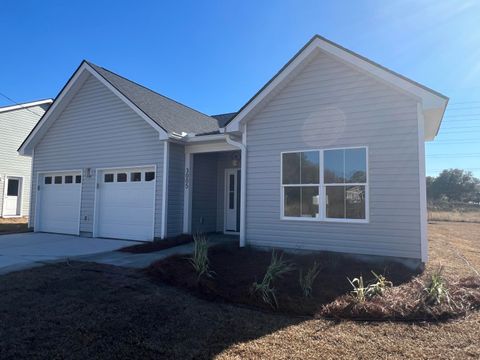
[226,133,246,247]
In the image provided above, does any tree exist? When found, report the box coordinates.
[428,169,480,202]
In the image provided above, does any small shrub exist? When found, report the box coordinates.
[424,267,450,305]
[367,271,393,298]
[188,233,213,280]
[299,261,321,298]
[348,276,367,303]
[251,250,294,308]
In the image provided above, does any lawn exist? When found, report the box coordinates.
[0,222,479,359]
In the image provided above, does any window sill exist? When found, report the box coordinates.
[280,216,369,224]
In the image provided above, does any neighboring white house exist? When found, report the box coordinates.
[18,35,448,263]
[0,100,52,218]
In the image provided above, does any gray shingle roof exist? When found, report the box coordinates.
[211,112,238,128]
[87,61,221,135]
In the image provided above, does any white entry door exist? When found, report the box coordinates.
[3,177,22,216]
[96,167,155,241]
[37,172,82,234]
[224,168,240,233]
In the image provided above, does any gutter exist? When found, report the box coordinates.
[226,134,246,247]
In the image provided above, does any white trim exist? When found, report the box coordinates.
[18,63,168,155]
[223,168,240,234]
[418,103,428,262]
[185,141,237,154]
[28,148,35,227]
[280,146,369,223]
[34,169,83,235]
[0,99,53,114]
[92,164,157,240]
[2,175,24,217]
[225,36,447,140]
[161,141,169,238]
[185,134,227,143]
[226,135,247,246]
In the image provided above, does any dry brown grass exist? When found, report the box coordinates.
[429,210,480,223]
[0,216,28,234]
[0,222,478,359]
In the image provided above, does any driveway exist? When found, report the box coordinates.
[0,232,134,274]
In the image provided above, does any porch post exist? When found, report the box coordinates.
[183,151,193,233]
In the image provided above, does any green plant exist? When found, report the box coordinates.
[424,267,450,305]
[367,271,393,297]
[188,233,213,280]
[251,250,294,308]
[299,261,321,298]
[348,276,367,303]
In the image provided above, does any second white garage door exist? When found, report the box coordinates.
[95,167,156,241]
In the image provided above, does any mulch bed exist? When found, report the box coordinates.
[119,234,193,253]
[0,222,29,234]
[320,275,480,321]
[145,242,418,317]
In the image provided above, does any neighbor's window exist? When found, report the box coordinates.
[281,151,320,218]
[324,148,367,220]
[54,176,62,184]
[44,176,52,185]
[65,175,73,184]
[75,175,82,184]
[104,174,114,183]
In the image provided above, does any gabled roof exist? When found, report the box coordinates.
[0,99,52,114]
[86,62,220,135]
[225,35,448,141]
[19,61,222,155]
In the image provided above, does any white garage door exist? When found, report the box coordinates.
[96,167,155,241]
[37,172,82,235]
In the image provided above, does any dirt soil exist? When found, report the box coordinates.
[0,222,479,359]
[119,234,193,253]
[0,216,29,234]
[146,242,417,316]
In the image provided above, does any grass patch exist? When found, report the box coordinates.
[118,234,193,253]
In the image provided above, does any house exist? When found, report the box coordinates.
[18,35,448,263]
[0,99,52,218]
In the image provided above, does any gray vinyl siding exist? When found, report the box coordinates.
[31,74,164,237]
[245,51,422,259]
[0,104,48,217]
[191,153,218,233]
[167,142,185,236]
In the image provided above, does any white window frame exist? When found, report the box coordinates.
[280,146,369,224]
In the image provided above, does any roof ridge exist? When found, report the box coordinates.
[85,61,216,121]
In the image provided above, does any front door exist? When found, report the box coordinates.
[224,168,240,233]
[3,177,21,216]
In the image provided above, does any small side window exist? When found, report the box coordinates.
[145,171,155,181]
[45,176,52,185]
[104,174,114,183]
[75,175,82,184]
[65,175,73,184]
[117,173,127,182]
[54,176,62,184]
[131,172,141,182]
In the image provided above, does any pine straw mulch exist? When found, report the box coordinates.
[118,234,193,253]
[320,275,480,322]
[146,233,480,322]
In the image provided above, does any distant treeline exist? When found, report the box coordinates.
[427,169,480,204]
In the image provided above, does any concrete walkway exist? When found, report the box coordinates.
[0,232,134,274]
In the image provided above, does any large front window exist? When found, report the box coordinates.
[281,147,368,222]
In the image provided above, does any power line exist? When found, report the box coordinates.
[0,91,42,117]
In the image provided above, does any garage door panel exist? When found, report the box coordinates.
[96,167,155,241]
[37,173,81,235]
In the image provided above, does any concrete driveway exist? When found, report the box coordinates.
[0,232,134,274]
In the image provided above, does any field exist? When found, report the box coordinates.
[0,221,478,359]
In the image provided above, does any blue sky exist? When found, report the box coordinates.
[1,0,479,177]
